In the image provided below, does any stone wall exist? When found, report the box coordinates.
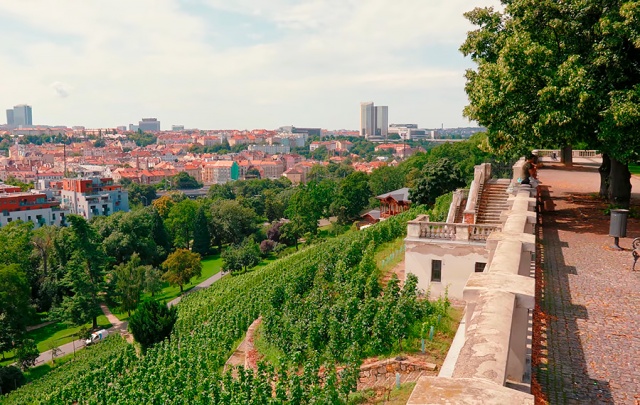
[357,358,437,387]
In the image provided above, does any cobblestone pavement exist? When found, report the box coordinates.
[535,163,640,404]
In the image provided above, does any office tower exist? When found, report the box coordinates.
[138,118,161,132]
[360,102,388,139]
[375,106,388,138]
[360,102,375,138]
[6,109,14,126]
[9,104,33,126]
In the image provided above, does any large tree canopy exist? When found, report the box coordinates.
[461,0,640,206]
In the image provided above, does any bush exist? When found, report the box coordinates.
[260,239,276,256]
[16,339,39,371]
[0,365,26,395]
[128,300,178,350]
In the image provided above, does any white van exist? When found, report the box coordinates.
[85,329,109,345]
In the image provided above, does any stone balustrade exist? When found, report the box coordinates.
[406,216,501,243]
[407,187,537,404]
[463,163,491,224]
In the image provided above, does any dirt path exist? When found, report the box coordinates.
[26,321,55,332]
[224,317,262,373]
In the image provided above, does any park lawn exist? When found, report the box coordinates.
[630,164,640,175]
[0,315,111,366]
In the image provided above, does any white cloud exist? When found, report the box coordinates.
[0,0,502,129]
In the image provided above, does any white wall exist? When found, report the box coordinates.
[405,239,489,300]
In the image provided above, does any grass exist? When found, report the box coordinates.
[374,237,405,275]
[630,164,640,175]
[0,315,112,366]
[348,382,417,404]
[253,323,285,370]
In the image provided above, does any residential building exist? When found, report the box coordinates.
[202,161,239,184]
[138,118,160,132]
[248,144,291,154]
[59,177,129,220]
[0,183,67,227]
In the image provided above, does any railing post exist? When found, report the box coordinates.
[455,224,470,241]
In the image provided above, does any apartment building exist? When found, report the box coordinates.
[58,177,129,220]
[202,161,239,184]
[0,183,67,227]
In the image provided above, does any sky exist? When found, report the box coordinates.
[1,0,502,130]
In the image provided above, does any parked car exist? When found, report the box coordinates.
[85,329,109,346]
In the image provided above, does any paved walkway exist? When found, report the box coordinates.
[168,270,227,307]
[535,162,640,404]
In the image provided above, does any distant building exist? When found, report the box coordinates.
[360,102,375,138]
[129,124,139,132]
[248,144,291,154]
[202,161,239,184]
[58,177,129,220]
[6,104,33,127]
[0,183,67,228]
[6,109,14,126]
[138,118,160,132]
[375,106,388,137]
[360,102,388,139]
[172,125,185,131]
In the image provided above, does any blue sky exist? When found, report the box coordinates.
[0,0,501,130]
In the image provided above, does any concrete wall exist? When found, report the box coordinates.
[405,240,488,300]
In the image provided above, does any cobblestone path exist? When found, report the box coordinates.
[535,164,640,404]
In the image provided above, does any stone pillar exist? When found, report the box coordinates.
[518,249,532,277]
[507,307,529,382]
[407,221,421,238]
[456,224,470,241]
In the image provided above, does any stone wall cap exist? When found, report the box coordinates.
[407,376,534,405]
[463,272,535,309]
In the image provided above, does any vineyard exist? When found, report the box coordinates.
[4,207,452,404]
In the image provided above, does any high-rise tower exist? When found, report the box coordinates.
[360,102,388,139]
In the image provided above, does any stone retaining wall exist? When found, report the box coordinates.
[357,358,437,385]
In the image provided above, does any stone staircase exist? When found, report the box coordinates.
[475,180,510,224]
[454,198,467,223]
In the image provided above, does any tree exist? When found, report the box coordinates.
[221,238,261,274]
[210,199,257,247]
[152,195,174,219]
[165,199,198,249]
[331,171,371,224]
[113,254,146,317]
[0,365,26,395]
[126,183,157,206]
[192,205,211,256]
[0,264,32,354]
[368,165,405,196]
[16,339,39,371]
[143,267,164,297]
[461,0,640,207]
[410,158,465,206]
[161,249,202,293]
[173,172,202,189]
[128,300,177,350]
[54,215,106,329]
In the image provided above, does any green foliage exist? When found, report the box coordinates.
[112,254,147,316]
[221,238,261,274]
[0,365,25,395]
[16,339,39,371]
[124,182,157,206]
[410,158,465,206]
[368,165,406,196]
[128,300,178,350]
[210,199,258,246]
[430,192,454,222]
[161,249,202,293]
[332,171,372,224]
[165,199,198,249]
[173,171,202,189]
[128,132,157,147]
[192,205,211,256]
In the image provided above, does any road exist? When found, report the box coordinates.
[32,270,227,366]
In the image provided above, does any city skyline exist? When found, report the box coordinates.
[1,0,501,130]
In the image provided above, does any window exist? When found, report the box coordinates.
[475,262,487,273]
[431,260,442,282]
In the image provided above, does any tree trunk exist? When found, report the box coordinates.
[599,153,611,198]
[179,284,183,293]
[608,158,631,208]
[93,316,98,330]
[561,145,573,166]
